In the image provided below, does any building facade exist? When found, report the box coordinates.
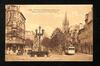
[78,8,93,54]
[5,5,26,53]
[25,31,35,40]
[25,31,34,49]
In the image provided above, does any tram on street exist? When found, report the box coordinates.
[65,45,75,55]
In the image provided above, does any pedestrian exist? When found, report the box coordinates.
[16,49,18,55]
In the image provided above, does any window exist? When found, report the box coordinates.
[68,47,75,50]
[12,21,17,27]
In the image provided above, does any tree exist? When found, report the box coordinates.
[50,28,66,54]
[41,37,50,49]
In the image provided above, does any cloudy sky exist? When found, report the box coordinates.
[18,5,92,37]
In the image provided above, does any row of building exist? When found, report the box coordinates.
[5,5,35,53]
[5,5,26,52]
[78,8,93,54]
[61,8,93,54]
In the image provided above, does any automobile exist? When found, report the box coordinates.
[29,51,49,57]
[27,50,32,55]
[65,46,75,55]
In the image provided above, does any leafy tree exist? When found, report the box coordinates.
[50,28,66,54]
[41,37,50,48]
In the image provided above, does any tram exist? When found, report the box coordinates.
[65,45,75,55]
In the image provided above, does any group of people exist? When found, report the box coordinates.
[5,47,27,55]
[6,48,18,55]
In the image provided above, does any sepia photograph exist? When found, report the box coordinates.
[5,4,93,61]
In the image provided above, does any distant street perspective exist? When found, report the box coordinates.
[5,5,93,61]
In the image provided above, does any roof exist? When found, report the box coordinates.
[7,10,26,21]
[78,28,85,35]
[20,12,26,20]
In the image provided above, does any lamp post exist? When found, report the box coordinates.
[35,26,44,51]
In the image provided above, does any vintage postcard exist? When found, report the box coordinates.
[5,5,93,61]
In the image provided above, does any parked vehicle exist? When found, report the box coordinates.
[27,50,32,55]
[29,51,49,57]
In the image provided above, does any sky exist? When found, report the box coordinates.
[18,5,92,37]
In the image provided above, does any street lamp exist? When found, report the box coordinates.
[35,26,44,51]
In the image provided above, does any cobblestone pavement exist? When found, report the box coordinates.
[5,53,93,61]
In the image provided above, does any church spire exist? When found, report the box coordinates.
[63,12,69,26]
[62,11,69,33]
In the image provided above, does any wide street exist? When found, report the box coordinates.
[5,53,93,61]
